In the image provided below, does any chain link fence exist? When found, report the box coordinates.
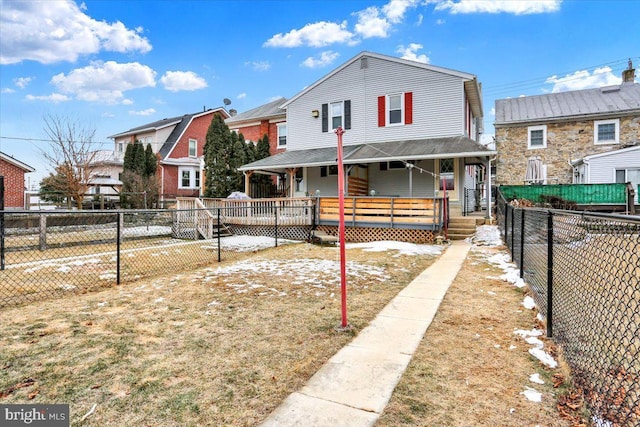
[0,206,314,309]
[497,190,640,426]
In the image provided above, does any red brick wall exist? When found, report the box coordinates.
[231,120,286,156]
[168,112,224,160]
[0,159,28,208]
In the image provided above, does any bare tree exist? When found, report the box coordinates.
[40,114,96,209]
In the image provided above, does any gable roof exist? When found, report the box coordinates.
[158,108,229,159]
[0,151,35,172]
[571,145,640,166]
[281,51,483,118]
[225,97,287,125]
[108,107,229,140]
[495,83,640,125]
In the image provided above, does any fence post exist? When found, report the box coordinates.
[39,214,47,251]
[217,208,221,263]
[510,206,515,260]
[504,203,509,246]
[274,203,278,248]
[116,212,122,285]
[519,209,525,278]
[546,211,554,338]
[0,175,4,271]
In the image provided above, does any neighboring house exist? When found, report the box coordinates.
[105,107,229,200]
[86,149,123,198]
[494,62,639,186]
[571,145,640,204]
[0,151,35,209]
[238,51,494,215]
[225,97,287,156]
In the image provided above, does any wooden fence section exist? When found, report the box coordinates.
[318,197,444,229]
[176,197,315,226]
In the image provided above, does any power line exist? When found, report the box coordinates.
[0,135,112,145]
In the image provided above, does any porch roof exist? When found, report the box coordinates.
[238,136,496,172]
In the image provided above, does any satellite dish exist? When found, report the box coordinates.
[223,98,231,106]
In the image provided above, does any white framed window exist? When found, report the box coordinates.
[277,123,287,147]
[387,93,403,125]
[594,119,619,145]
[116,142,124,153]
[179,167,200,189]
[330,102,343,130]
[188,139,197,157]
[320,165,339,177]
[528,125,547,149]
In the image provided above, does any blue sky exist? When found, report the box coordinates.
[1,0,638,187]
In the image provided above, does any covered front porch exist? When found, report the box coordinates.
[237,136,495,218]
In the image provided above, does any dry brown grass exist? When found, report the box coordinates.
[377,244,582,427]
[0,242,439,426]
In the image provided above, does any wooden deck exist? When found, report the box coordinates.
[318,197,445,229]
[176,196,446,231]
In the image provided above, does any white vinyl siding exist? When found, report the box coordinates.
[286,56,465,151]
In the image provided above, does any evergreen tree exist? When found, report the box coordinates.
[203,115,238,198]
[120,142,158,208]
[252,134,274,192]
[145,144,157,176]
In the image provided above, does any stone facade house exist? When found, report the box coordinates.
[0,151,35,209]
[494,63,639,186]
[105,107,229,201]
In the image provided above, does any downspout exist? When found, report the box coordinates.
[485,156,495,221]
[159,164,165,202]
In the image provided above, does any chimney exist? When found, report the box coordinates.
[622,58,636,83]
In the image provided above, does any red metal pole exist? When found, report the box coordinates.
[335,126,348,328]
[442,176,448,239]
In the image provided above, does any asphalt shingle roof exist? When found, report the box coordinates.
[225,97,287,124]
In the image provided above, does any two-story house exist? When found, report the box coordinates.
[225,97,287,156]
[0,151,35,209]
[238,51,494,217]
[105,107,229,201]
[494,62,639,190]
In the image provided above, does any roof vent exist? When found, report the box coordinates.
[360,57,368,69]
[601,85,620,94]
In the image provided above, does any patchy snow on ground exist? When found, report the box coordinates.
[468,224,504,247]
[521,387,543,402]
[529,373,545,384]
[346,241,442,257]
[529,347,558,369]
[523,296,536,309]
[123,225,173,237]
[218,235,297,252]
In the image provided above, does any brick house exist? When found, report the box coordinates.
[225,97,287,156]
[0,151,35,209]
[494,62,639,186]
[106,107,229,201]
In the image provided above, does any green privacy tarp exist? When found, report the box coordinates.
[499,184,628,205]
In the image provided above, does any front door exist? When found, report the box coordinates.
[437,158,459,201]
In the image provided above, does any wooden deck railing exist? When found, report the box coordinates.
[318,197,444,229]
[176,197,315,226]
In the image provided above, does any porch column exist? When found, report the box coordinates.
[485,157,492,220]
[286,168,297,198]
[243,171,253,196]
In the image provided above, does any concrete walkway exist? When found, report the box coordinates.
[259,240,471,427]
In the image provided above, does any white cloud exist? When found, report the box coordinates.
[436,18,446,24]
[129,108,156,116]
[383,0,419,23]
[160,71,207,92]
[397,43,430,63]
[546,66,621,92]
[25,93,70,103]
[301,51,340,69]
[0,0,151,64]
[246,61,271,72]
[354,7,391,38]
[435,0,562,15]
[101,112,115,118]
[14,77,33,89]
[2,88,16,94]
[51,61,156,104]
[490,107,496,116]
[237,93,247,99]
[264,21,355,48]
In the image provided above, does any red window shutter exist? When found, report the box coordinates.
[404,92,413,125]
[377,96,385,127]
